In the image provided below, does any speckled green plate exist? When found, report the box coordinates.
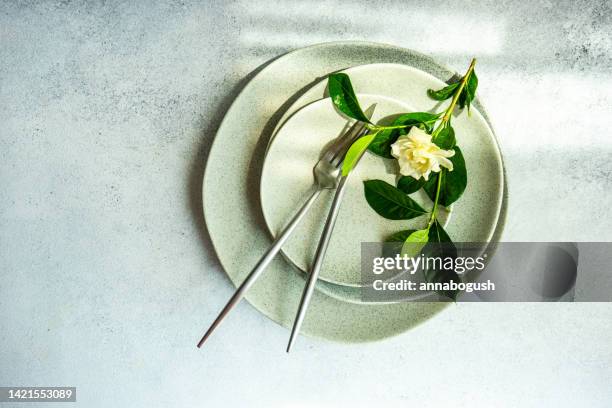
[203,42,502,343]
[262,63,507,305]
[261,64,503,288]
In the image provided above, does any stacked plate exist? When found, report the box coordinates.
[203,42,507,343]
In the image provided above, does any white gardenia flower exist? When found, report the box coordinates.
[390,126,455,181]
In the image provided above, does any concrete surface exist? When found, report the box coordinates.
[1,0,611,406]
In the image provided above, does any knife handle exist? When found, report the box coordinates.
[197,188,322,348]
[286,176,349,352]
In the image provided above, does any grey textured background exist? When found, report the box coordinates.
[1,0,612,406]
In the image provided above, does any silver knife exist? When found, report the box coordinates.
[286,116,374,352]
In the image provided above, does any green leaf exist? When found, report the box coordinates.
[363,180,427,220]
[428,219,454,246]
[423,146,467,207]
[383,229,416,258]
[328,73,371,123]
[458,70,478,112]
[427,82,460,101]
[341,133,377,176]
[391,112,440,131]
[458,89,467,109]
[367,128,396,158]
[465,70,478,114]
[397,175,425,194]
[385,230,416,242]
[368,112,440,158]
[401,228,429,257]
[423,220,461,300]
[431,123,456,150]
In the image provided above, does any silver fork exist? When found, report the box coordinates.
[197,105,375,348]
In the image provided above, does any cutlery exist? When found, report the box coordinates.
[286,117,374,352]
[197,105,376,348]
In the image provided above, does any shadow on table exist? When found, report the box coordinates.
[188,52,320,278]
[188,60,275,276]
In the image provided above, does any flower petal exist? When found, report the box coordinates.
[392,126,457,180]
[438,156,454,171]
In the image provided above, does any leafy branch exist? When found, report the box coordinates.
[328,59,479,299]
[427,58,476,228]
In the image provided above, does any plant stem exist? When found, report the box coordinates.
[367,118,439,131]
[428,171,444,228]
[431,58,477,138]
[427,58,476,227]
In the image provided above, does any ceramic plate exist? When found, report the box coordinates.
[261,63,504,287]
[262,63,507,304]
[203,42,505,343]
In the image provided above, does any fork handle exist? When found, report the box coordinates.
[197,188,322,348]
[286,176,349,352]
